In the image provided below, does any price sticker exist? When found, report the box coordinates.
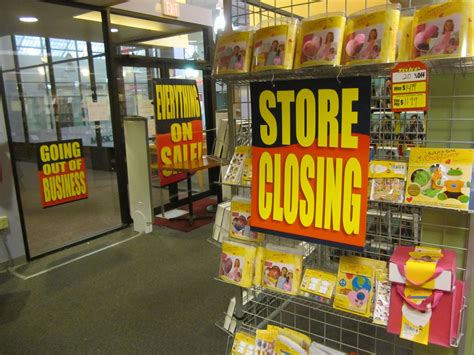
[391,61,428,112]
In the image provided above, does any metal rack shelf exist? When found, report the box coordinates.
[213,57,474,84]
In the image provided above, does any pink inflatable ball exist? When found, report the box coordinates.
[414,25,438,52]
[303,36,322,58]
[346,33,365,58]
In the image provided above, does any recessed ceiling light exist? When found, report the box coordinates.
[19,16,38,23]
[111,28,119,33]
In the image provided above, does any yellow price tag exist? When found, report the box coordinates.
[392,93,426,109]
[392,82,426,94]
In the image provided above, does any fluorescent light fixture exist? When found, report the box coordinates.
[19,16,38,23]
[111,28,119,33]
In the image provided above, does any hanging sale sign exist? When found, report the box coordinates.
[250,77,371,249]
[391,61,428,112]
[37,139,88,208]
[154,79,204,186]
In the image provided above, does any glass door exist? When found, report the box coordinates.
[0,3,124,257]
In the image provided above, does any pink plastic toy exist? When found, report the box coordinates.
[345,33,365,58]
[303,36,322,58]
[414,25,439,52]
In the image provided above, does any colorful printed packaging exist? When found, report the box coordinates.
[231,331,256,355]
[299,268,337,304]
[411,0,474,60]
[333,256,386,318]
[262,244,303,295]
[369,160,408,203]
[230,197,265,243]
[219,241,257,288]
[389,245,456,292]
[373,270,391,326]
[223,146,251,185]
[341,4,400,65]
[252,18,298,72]
[255,328,278,354]
[253,246,265,286]
[404,148,474,210]
[213,29,254,75]
[294,13,346,69]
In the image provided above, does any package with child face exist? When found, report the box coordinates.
[213,28,254,75]
[333,256,387,318]
[262,244,303,295]
[252,18,298,72]
[411,0,474,60]
[230,197,265,243]
[219,241,256,288]
[369,160,408,203]
[294,13,346,69]
[341,4,400,65]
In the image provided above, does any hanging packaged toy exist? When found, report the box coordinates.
[404,147,474,211]
[299,268,337,304]
[262,244,303,295]
[387,280,464,347]
[252,18,298,72]
[230,197,264,243]
[294,13,346,69]
[255,328,279,354]
[223,146,251,185]
[373,270,391,326]
[411,0,474,60]
[341,4,400,65]
[213,29,254,75]
[369,160,408,203]
[333,256,386,318]
[219,241,256,288]
[389,245,456,291]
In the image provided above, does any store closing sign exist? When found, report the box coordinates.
[37,139,88,208]
[250,77,371,249]
[154,79,203,186]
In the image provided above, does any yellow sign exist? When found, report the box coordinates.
[392,93,426,110]
[392,82,426,94]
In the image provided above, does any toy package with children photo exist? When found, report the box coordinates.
[411,0,473,60]
[230,197,264,243]
[213,29,254,75]
[341,4,400,65]
[294,13,346,69]
[404,148,474,211]
[219,241,256,288]
[299,268,337,304]
[252,18,298,72]
[262,244,303,295]
[369,160,408,203]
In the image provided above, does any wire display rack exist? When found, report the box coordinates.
[213,1,474,354]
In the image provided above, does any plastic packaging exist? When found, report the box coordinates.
[396,16,414,62]
[219,241,256,288]
[213,28,254,75]
[341,4,401,65]
[252,18,298,72]
[294,13,346,69]
[411,0,473,60]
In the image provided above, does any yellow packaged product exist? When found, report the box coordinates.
[219,241,256,288]
[274,335,307,355]
[396,16,413,62]
[341,4,400,65]
[294,13,346,68]
[231,331,256,354]
[299,268,337,303]
[279,328,311,351]
[255,328,278,354]
[333,256,386,318]
[253,246,265,286]
[412,0,473,60]
[252,18,298,72]
[213,29,254,75]
[262,244,303,295]
[230,197,265,243]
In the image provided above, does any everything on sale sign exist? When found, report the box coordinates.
[154,79,204,186]
[37,139,88,208]
[250,77,371,249]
